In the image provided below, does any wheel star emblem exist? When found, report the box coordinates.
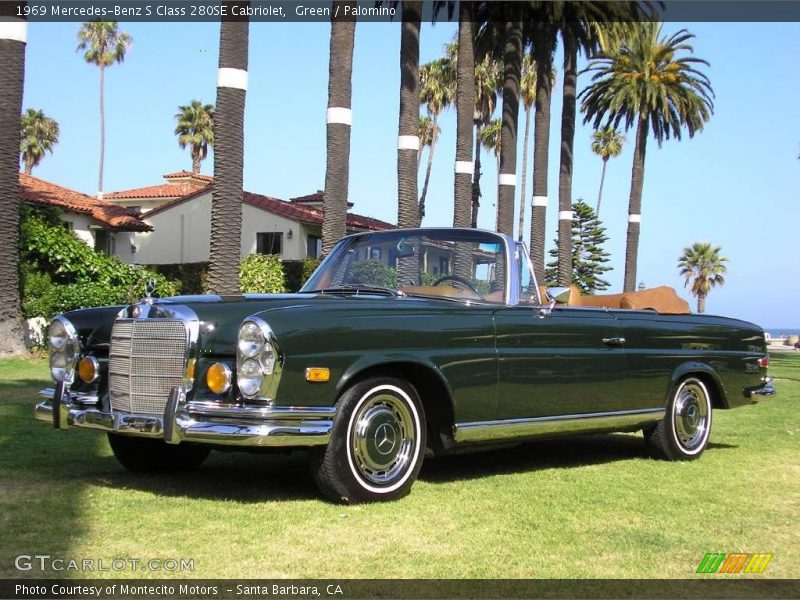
[375,423,396,455]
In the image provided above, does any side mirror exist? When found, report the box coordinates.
[538,286,571,319]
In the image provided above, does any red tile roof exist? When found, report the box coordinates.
[19,173,152,232]
[105,171,212,200]
[146,185,394,232]
[289,190,353,208]
[163,170,214,182]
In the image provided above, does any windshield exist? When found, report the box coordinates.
[302,229,508,303]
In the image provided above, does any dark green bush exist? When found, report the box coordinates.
[284,258,322,292]
[20,210,177,319]
[348,260,398,288]
[240,254,286,293]
[147,262,209,295]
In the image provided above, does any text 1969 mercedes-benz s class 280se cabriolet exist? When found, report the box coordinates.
[36,228,775,503]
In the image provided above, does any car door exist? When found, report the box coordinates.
[494,305,628,420]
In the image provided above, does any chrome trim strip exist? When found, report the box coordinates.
[453,408,666,444]
[39,388,99,405]
[34,396,335,447]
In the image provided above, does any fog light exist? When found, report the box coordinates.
[78,356,99,383]
[207,362,232,394]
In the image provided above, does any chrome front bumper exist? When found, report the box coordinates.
[36,383,334,447]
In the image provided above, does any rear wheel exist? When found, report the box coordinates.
[645,377,712,460]
[309,377,426,503]
[108,434,211,472]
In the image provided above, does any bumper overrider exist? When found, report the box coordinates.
[36,382,334,447]
[747,376,776,399]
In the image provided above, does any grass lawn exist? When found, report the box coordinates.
[0,354,797,579]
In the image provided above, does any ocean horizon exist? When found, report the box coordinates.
[765,328,800,337]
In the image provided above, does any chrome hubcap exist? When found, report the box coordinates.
[674,381,709,451]
[351,393,415,485]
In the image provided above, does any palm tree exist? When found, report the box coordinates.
[208,7,248,295]
[526,17,557,282]
[517,53,536,241]
[452,1,474,230]
[76,21,132,197]
[20,108,59,175]
[418,57,454,223]
[470,54,501,228]
[581,22,714,292]
[590,127,625,216]
[678,242,727,313]
[174,100,214,174]
[479,118,502,173]
[396,0,421,229]
[418,115,442,225]
[0,12,27,354]
[496,18,523,237]
[322,0,356,256]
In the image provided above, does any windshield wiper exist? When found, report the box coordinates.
[312,285,406,298]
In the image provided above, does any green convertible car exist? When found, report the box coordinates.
[36,228,774,502]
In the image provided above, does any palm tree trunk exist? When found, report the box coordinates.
[596,157,608,216]
[497,18,522,237]
[322,1,356,256]
[396,0,421,230]
[0,12,27,354]
[697,293,705,314]
[192,153,201,173]
[208,3,249,295]
[517,104,531,241]
[528,30,554,283]
[471,121,482,228]
[418,112,438,224]
[98,63,105,196]
[24,159,32,175]
[556,33,577,287]
[453,1,474,230]
[623,116,649,292]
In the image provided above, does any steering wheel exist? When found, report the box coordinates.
[432,275,483,297]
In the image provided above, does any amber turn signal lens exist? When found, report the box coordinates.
[78,356,98,383]
[207,362,232,394]
[305,367,330,383]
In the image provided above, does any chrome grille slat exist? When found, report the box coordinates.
[109,319,187,415]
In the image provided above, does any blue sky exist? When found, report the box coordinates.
[22,20,800,328]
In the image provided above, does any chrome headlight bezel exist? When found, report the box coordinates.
[49,316,80,384]
[236,317,281,402]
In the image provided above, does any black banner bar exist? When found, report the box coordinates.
[1,579,799,600]
[3,1,800,23]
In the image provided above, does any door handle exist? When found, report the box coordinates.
[602,337,626,347]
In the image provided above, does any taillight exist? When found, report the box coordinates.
[758,356,769,369]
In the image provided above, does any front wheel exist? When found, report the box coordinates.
[108,434,211,472]
[645,377,712,460]
[309,377,426,503]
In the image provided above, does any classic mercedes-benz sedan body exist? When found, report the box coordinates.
[36,228,775,502]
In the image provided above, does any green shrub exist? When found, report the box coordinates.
[348,260,398,288]
[284,258,322,292]
[20,210,177,318]
[240,254,286,294]
[147,262,208,295]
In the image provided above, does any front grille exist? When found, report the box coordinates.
[109,319,188,415]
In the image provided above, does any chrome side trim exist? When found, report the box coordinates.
[453,408,666,444]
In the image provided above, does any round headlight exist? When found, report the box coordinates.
[50,351,68,382]
[49,319,67,350]
[238,321,264,358]
[238,359,263,397]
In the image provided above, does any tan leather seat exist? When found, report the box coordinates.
[619,286,691,314]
